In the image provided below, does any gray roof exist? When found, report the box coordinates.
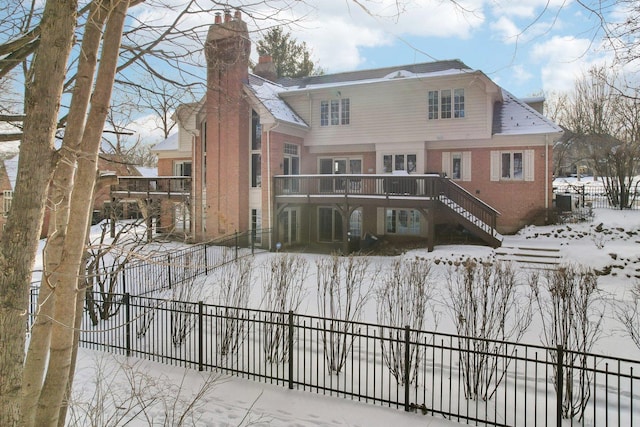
[246,59,561,137]
[493,89,563,136]
[278,60,471,89]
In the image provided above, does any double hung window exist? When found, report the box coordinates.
[321,98,350,126]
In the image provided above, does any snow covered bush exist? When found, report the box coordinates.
[446,258,532,401]
[617,281,640,350]
[316,254,372,374]
[376,256,436,384]
[529,264,603,419]
[170,278,202,347]
[217,255,253,357]
[261,254,308,363]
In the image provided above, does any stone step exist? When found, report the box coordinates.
[495,245,563,269]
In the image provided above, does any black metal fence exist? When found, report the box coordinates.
[91,229,271,296]
[553,184,640,210]
[47,289,639,427]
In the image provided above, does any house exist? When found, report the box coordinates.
[0,154,19,239]
[0,152,142,240]
[148,10,562,252]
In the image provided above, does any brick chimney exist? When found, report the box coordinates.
[201,10,251,237]
[253,55,278,82]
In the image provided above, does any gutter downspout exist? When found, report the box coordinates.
[545,134,550,211]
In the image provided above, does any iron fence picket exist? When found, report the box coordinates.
[27,285,640,426]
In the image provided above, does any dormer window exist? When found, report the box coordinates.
[428,89,465,120]
[321,98,350,126]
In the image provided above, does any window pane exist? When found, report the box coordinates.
[251,110,261,150]
[331,100,340,125]
[513,152,523,179]
[452,155,461,180]
[428,90,439,120]
[454,89,465,118]
[383,155,392,173]
[395,154,405,171]
[284,143,298,155]
[341,98,350,125]
[320,101,329,126]
[407,155,417,173]
[349,159,362,174]
[251,153,261,187]
[501,153,511,178]
[386,209,396,233]
[319,208,333,241]
[441,89,452,119]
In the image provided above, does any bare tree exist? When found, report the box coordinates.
[376,257,436,384]
[217,251,253,357]
[528,264,604,420]
[617,282,640,350]
[557,66,640,208]
[67,354,221,427]
[446,259,532,401]
[170,278,202,347]
[0,0,76,423]
[85,219,147,326]
[261,254,308,363]
[316,254,371,374]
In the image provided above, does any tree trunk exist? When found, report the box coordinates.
[21,2,110,423]
[0,0,77,425]
[33,2,129,425]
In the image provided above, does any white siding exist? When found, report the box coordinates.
[281,74,493,149]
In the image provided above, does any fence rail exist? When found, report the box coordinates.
[553,184,640,210]
[89,229,270,296]
[33,288,639,427]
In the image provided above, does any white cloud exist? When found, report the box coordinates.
[490,16,521,43]
[530,36,609,93]
[251,0,486,72]
[121,113,175,146]
[490,0,569,19]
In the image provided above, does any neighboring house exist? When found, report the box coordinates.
[152,106,198,235]
[149,10,562,252]
[0,154,19,240]
[0,152,143,240]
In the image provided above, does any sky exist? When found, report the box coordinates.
[0,0,630,149]
[113,0,632,145]
[256,0,620,98]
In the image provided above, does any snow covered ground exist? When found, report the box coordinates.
[61,207,640,426]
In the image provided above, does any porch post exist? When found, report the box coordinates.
[341,203,350,255]
[427,208,435,252]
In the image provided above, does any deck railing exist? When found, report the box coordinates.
[274,174,500,238]
[111,177,192,199]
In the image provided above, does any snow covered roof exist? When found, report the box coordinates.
[152,133,179,151]
[247,75,308,128]
[493,89,562,136]
[278,60,472,90]
[4,154,19,190]
[136,166,158,177]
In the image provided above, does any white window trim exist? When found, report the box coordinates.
[320,98,350,127]
[442,152,471,181]
[428,88,465,120]
[490,150,534,182]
